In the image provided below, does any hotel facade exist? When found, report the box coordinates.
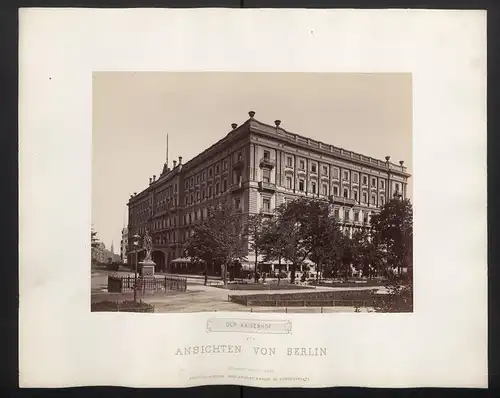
[127,111,411,273]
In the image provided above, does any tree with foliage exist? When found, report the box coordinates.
[370,197,413,312]
[246,213,267,283]
[370,198,413,275]
[185,222,220,275]
[91,227,101,265]
[336,231,356,281]
[272,197,320,284]
[259,216,288,285]
[301,199,341,284]
[186,203,247,285]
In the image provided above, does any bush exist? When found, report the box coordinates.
[91,300,155,313]
[373,275,413,313]
[106,262,120,271]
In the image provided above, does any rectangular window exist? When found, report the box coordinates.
[196,175,200,184]
[343,188,348,198]
[343,171,349,181]
[223,179,227,191]
[286,176,292,189]
[299,180,305,191]
[380,196,385,206]
[209,168,213,177]
[333,168,339,178]
[363,176,368,185]
[371,178,376,187]
[223,160,228,170]
[311,182,316,194]
[235,198,241,210]
[371,194,376,205]
[237,152,242,161]
[354,191,358,201]
[334,208,340,219]
[381,180,385,189]
[196,192,200,201]
[262,169,271,183]
[354,212,359,222]
[363,192,368,203]
[208,186,212,197]
[263,198,270,212]
[353,173,359,183]
[215,164,220,174]
[344,210,350,221]
[263,150,270,159]
[322,184,328,195]
[311,164,317,173]
[216,183,220,194]
[395,183,400,192]
[202,171,206,181]
[287,157,293,167]
[299,160,305,170]
[333,186,339,196]
[322,165,328,175]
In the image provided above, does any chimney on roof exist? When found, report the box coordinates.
[399,160,404,167]
[178,156,183,165]
[153,175,156,181]
[231,123,238,129]
[274,120,281,128]
[134,192,137,196]
[385,156,391,162]
[248,111,255,118]
[173,160,177,168]
[149,177,152,184]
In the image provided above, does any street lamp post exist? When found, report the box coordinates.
[132,234,141,302]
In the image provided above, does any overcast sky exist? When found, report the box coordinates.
[92,72,413,252]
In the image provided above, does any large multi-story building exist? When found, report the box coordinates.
[127,111,411,273]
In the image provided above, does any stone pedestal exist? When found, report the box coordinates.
[140,259,156,277]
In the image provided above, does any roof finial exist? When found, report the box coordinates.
[248,110,255,118]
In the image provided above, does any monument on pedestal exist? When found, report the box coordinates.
[140,229,156,277]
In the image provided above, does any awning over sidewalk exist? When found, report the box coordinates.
[171,257,205,264]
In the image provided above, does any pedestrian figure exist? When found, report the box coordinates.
[204,270,208,286]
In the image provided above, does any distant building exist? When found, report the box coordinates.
[127,111,411,274]
[120,227,128,264]
[92,242,106,264]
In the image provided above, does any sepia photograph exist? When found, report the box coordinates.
[91,72,413,314]
[20,8,486,388]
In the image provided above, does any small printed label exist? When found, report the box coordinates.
[206,318,292,334]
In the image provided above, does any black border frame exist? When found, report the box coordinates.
[2,2,498,396]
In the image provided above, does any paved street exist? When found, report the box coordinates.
[91,269,385,313]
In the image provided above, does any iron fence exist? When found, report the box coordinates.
[108,275,187,293]
[228,289,377,307]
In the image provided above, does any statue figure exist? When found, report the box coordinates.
[143,229,153,262]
